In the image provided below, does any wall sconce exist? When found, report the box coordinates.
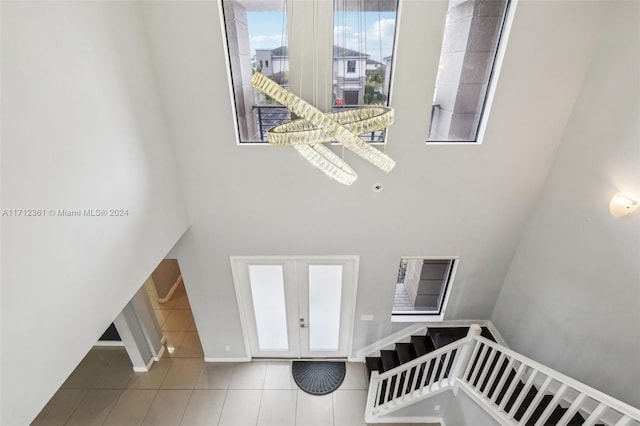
[609,192,639,218]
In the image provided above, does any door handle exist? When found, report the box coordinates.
[299,318,308,328]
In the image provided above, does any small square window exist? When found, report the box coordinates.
[347,60,356,73]
[392,257,458,322]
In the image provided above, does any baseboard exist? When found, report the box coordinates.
[153,344,166,362]
[204,357,251,362]
[132,357,155,372]
[158,275,183,304]
[93,341,125,347]
[371,415,444,424]
[354,323,428,361]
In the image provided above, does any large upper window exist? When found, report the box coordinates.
[333,0,398,143]
[221,0,290,143]
[222,0,398,145]
[427,0,510,143]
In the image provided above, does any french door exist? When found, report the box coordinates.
[230,256,359,358]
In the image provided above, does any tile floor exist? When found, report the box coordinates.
[32,281,436,426]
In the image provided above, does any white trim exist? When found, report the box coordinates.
[391,314,445,322]
[372,416,445,425]
[476,0,518,146]
[157,275,183,304]
[230,255,359,360]
[391,256,459,321]
[93,340,125,347]
[152,344,165,362]
[132,357,155,373]
[484,320,508,347]
[204,357,251,363]
[216,0,243,146]
[354,323,427,361]
[229,258,256,361]
[346,256,360,362]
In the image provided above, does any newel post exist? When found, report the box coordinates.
[365,371,381,423]
[449,324,482,385]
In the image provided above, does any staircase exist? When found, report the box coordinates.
[364,325,640,425]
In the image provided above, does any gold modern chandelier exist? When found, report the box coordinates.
[251,72,395,185]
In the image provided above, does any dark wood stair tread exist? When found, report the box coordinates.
[480,326,497,342]
[411,335,436,356]
[427,327,469,348]
[380,350,400,371]
[365,357,383,379]
[396,343,417,364]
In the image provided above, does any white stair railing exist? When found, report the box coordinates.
[365,325,640,425]
[365,325,480,421]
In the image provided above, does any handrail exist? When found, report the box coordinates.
[366,328,640,425]
[468,336,640,420]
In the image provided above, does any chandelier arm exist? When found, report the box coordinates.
[293,143,357,185]
[266,107,394,146]
[251,72,395,172]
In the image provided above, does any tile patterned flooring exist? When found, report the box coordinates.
[32,281,435,426]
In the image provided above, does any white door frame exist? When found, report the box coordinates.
[230,255,359,359]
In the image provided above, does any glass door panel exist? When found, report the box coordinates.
[248,265,289,351]
[231,256,357,359]
[308,265,343,351]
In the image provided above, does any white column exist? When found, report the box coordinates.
[114,286,164,371]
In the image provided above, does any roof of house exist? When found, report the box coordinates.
[270,45,369,58]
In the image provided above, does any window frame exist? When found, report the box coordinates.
[391,256,459,322]
[425,0,514,145]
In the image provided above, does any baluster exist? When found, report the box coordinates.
[429,354,443,391]
[439,351,452,384]
[498,362,527,412]
[420,358,434,391]
[519,376,552,425]
[477,347,499,393]
[490,356,515,405]
[382,377,391,406]
[508,369,538,419]
[400,363,415,397]
[613,415,632,426]
[388,373,398,403]
[469,344,489,389]
[407,362,419,395]
[556,393,587,426]
[581,403,608,426]
[533,383,568,426]
[461,339,482,382]
[257,107,264,141]
[482,352,505,398]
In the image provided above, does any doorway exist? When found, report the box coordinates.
[231,256,359,359]
[343,90,359,105]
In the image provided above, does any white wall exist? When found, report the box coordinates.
[140,0,609,362]
[491,1,640,408]
[384,389,499,425]
[444,390,499,426]
[0,2,189,424]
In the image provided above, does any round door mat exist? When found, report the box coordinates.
[291,361,346,396]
